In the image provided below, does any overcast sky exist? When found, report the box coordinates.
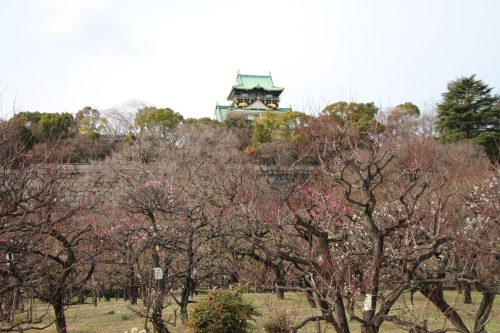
[1,0,499,119]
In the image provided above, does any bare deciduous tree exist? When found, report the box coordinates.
[0,119,101,333]
[228,114,492,333]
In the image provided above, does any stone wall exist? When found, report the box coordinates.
[58,163,318,210]
[61,164,126,209]
[258,165,317,191]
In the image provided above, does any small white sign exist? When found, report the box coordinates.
[364,294,373,311]
[153,267,163,280]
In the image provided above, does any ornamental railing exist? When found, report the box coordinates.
[233,95,280,102]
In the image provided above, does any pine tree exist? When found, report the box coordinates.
[436,75,500,161]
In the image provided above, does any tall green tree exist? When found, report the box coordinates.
[11,111,75,143]
[75,106,107,141]
[251,110,309,149]
[322,101,381,132]
[38,113,75,139]
[9,111,43,149]
[249,111,310,165]
[388,102,420,123]
[435,75,500,161]
[134,106,183,138]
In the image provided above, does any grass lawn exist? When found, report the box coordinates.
[3,291,499,333]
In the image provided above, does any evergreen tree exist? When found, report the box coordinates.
[12,111,76,142]
[389,102,420,123]
[76,106,107,141]
[250,110,309,150]
[322,101,382,133]
[134,106,183,138]
[436,75,500,161]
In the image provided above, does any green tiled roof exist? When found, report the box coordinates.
[233,74,284,91]
[214,105,230,122]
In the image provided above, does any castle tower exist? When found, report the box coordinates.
[214,72,292,122]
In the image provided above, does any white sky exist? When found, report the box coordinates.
[1,0,499,119]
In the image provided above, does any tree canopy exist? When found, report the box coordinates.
[435,75,500,161]
[388,102,420,123]
[134,106,183,138]
[75,106,107,141]
[12,111,75,143]
[322,101,381,132]
[251,110,309,149]
[183,117,219,127]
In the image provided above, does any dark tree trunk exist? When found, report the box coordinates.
[131,285,138,305]
[361,234,384,333]
[151,308,171,333]
[274,267,286,300]
[180,276,194,323]
[306,292,317,308]
[316,291,348,333]
[0,295,12,322]
[276,283,285,300]
[420,283,469,333]
[151,256,164,320]
[463,283,472,304]
[129,265,139,305]
[302,278,317,308]
[92,291,97,307]
[123,285,129,302]
[333,290,351,333]
[190,281,197,298]
[474,290,495,332]
[52,296,67,333]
